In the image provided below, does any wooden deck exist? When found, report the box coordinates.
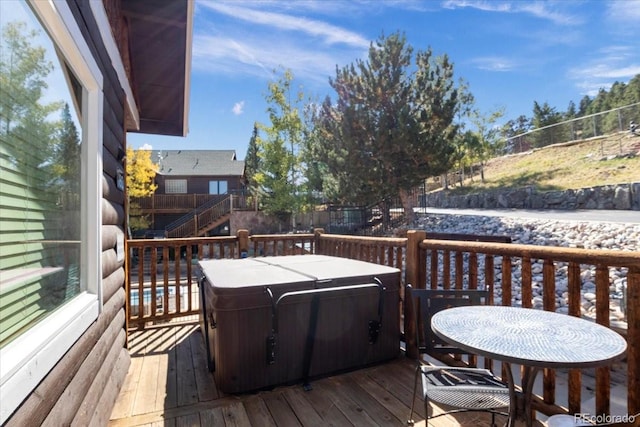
[109,322,545,427]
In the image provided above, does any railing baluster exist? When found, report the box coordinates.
[430,250,438,290]
[137,247,144,326]
[455,251,463,290]
[469,252,478,290]
[595,264,611,416]
[628,266,639,415]
[568,261,582,413]
[163,246,169,316]
[521,256,532,308]
[543,258,556,405]
[484,254,495,372]
[501,254,513,384]
[185,245,193,314]
[443,250,451,289]
[502,256,512,306]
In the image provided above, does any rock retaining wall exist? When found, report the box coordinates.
[422,182,640,210]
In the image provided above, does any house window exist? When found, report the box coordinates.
[0,1,102,422]
[209,180,228,195]
[165,179,187,194]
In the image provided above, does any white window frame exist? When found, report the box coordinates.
[0,1,103,423]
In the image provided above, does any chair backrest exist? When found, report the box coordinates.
[410,288,489,355]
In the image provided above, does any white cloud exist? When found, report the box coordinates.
[470,56,518,72]
[442,0,582,25]
[568,46,640,96]
[192,33,355,84]
[199,1,369,48]
[140,143,153,150]
[192,1,371,86]
[606,0,640,23]
[232,101,245,115]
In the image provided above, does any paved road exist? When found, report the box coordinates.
[416,207,640,225]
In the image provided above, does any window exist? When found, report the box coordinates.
[0,1,102,422]
[165,179,187,194]
[209,180,228,195]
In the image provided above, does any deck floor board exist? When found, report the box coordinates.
[110,322,543,427]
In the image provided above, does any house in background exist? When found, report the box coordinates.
[133,150,246,237]
[0,0,192,424]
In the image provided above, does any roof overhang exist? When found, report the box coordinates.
[121,0,193,137]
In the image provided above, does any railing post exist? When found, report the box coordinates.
[406,230,426,289]
[313,228,324,255]
[405,284,417,360]
[405,230,425,360]
[628,266,640,415]
[237,229,249,258]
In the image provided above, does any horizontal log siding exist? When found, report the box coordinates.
[90,0,130,421]
[5,0,130,424]
[5,289,126,425]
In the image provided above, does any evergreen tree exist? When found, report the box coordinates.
[623,75,640,105]
[244,123,261,200]
[531,101,563,146]
[51,103,81,196]
[565,101,577,119]
[312,32,460,223]
[578,95,592,116]
[1,21,61,220]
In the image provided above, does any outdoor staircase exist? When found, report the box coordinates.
[165,195,232,238]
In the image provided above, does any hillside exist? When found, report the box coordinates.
[437,133,640,195]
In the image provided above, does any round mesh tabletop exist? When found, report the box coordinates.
[431,306,627,368]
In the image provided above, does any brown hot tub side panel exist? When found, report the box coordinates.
[199,256,401,393]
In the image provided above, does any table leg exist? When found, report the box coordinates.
[503,363,518,427]
[503,364,540,427]
[521,366,541,427]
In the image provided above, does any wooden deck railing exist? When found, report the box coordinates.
[132,194,222,211]
[124,228,639,419]
[405,230,639,418]
[132,193,250,213]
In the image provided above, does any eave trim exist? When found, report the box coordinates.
[89,1,140,131]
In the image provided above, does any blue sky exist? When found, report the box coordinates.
[128,0,640,159]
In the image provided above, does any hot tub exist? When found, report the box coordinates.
[199,255,401,393]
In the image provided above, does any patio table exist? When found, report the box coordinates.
[431,305,627,427]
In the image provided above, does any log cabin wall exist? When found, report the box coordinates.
[5,1,129,425]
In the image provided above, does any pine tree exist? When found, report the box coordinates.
[311,32,461,223]
[244,123,261,196]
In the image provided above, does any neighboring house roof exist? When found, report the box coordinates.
[122,0,193,137]
[152,150,245,176]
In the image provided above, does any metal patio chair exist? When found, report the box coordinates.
[407,287,512,426]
